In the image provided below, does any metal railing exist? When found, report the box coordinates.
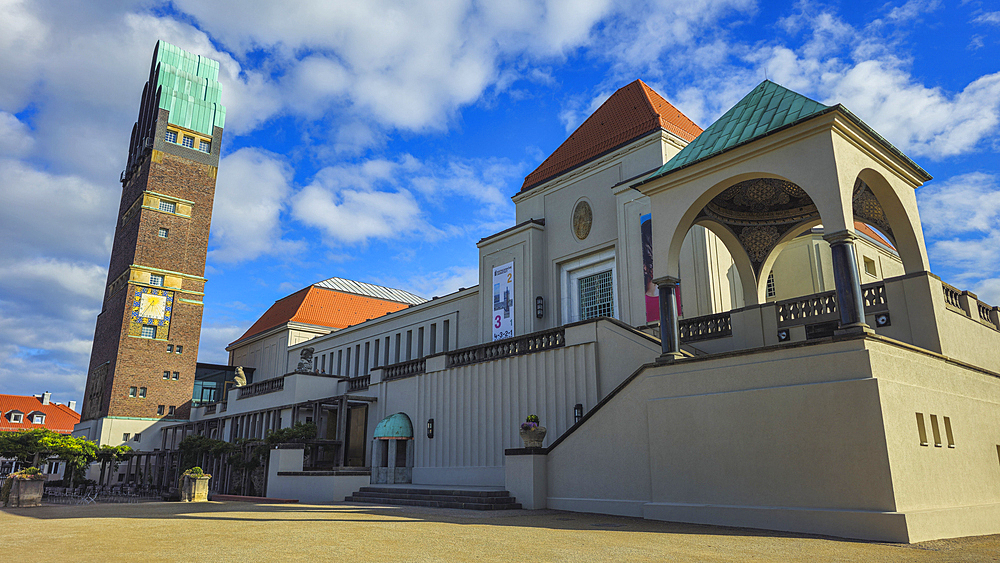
[238,377,285,399]
[447,327,565,368]
[679,311,732,342]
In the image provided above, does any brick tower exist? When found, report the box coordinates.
[77,42,224,445]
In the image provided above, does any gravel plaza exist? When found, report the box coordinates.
[2,501,998,562]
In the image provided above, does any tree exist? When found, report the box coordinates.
[0,429,99,487]
[95,445,133,488]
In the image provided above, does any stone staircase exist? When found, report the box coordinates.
[345,486,522,510]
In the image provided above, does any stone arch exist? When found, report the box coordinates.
[692,217,759,307]
[754,218,824,303]
[853,168,930,273]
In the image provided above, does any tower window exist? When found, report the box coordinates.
[182,136,194,148]
[168,406,176,416]
[579,270,614,321]
[138,387,146,398]
[176,345,183,354]
[159,201,176,213]
[157,405,164,415]
[158,227,169,238]
[123,433,130,441]
[163,371,170,380]
[128,387,137,398]
[134,433,141,442]
[165,130,177,143]
[766,272,777,299]
[199,140,211,153]
[166,345,173,353]
[172,371,179,380]
[140,325,156,339]
[149,274,164,286]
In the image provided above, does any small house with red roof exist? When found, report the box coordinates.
[0,392,81,478]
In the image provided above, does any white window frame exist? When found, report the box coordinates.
[141,325,157,339]
[32,413,45,424]
[560,248,618,324]
[10,412,23,423]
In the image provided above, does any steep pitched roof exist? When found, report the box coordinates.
[642,81,829,183]
[0,395,80,434]
[230,279,427,346]
[521,79,702,192]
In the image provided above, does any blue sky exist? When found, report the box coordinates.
[0,0,998,406]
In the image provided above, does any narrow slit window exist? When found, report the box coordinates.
[916,413,928,446]
[766,272,776,299]
[943,416,955,448]
[930,414,942,447]
[864,256,877,277]
[443,320,450,352]
[138,387,146,398]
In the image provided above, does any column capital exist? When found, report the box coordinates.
[823,229,858,246]
[652,275,681,287]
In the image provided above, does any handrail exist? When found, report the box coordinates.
[237,377,284,399]
[447,327,565,368]
[679,311,732,342]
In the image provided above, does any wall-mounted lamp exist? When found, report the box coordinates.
[427,418,434,439]
[536,296,544,319]
[574,403,583,424]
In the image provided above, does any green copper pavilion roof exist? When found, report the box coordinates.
[154,41,225,136]
[641,80,829,182]
[374,413,413,439]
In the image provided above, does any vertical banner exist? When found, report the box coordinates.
[492,261,514,341]
[640,214,681,323]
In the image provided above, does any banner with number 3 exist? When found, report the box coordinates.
[492,261,514,341]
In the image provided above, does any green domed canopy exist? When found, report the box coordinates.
[373,412,413,439]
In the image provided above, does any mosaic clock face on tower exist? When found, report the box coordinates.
[128,287,174,337]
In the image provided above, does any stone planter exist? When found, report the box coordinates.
[7,479,44,507]
[519,425,547,448]
[179,475,211,502]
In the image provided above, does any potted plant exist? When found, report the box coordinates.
[2,467,47,507]
[519,414,546,448]
[179,466,212,502]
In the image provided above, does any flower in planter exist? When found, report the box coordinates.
[521,414,540,430]
[10,467,46,481]
[181,466,212,479]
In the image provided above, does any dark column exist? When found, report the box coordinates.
[824,230,871,332]
[654,276,683,362]
[335,397,348,466]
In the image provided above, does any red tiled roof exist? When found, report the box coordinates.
[521,79,702,192]
[855,221,895,250]
[0,395,80,434]
[231,286,412,346]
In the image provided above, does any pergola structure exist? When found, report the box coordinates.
[636,81,933,359]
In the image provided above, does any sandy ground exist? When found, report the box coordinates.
[2,501,999,562]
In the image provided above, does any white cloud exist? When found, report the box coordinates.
[401,266,480,299]
[197,324,246,364]
[210,148,302,263]
[973,11,1000,25]
[558,90,612,133]
[918,172,1000,301]
[0,112,34,157]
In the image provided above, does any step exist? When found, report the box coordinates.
[357,486,510,498]
[345,495,522,511]
[350,490,517,504]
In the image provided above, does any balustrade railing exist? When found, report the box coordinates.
[383,358,426,381]
[447,327,565,368]
[776,282,888,329]
[237,377,284,399]
[204,404,216,415]
[679,311,732,342]
[347,375,370,391]
[942,282,963,311]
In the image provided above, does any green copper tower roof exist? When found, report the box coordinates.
[153,41,225,136]
[642,81,829,182]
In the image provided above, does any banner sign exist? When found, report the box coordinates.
[641,214,680,322]
[492,261,514,341]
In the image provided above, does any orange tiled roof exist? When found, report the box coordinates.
[231,286,413,346]
[855,221,895,250]
[0,395,80,434]
[521,79,702,192]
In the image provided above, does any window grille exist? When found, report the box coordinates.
[165,130,177,143]
[579,269,614,321]
[199,140,211,153]
[159,200,176,213]
[149,274,164,286]
[141,325,156,338]
[158,227,168,238]
[182,136,194,148]
[766,272,776,299]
